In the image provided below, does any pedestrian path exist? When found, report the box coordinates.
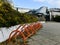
[28,22,60,45]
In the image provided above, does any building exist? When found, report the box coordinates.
[27,6,60,21]
[49,8,60,20]
[36,6,48,15]
[35,7,60,21]
[27,6,49,21]
[13,6,60,21]
[14,7,31,13]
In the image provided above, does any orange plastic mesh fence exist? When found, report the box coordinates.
[8,22,42,43]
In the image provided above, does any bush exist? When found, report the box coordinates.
[54,15,60,22]
[0,2,38,27]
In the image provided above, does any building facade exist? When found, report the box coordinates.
[49,8,60,20]
[14,7,31,13]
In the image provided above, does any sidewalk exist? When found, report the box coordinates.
[28,22,60,45]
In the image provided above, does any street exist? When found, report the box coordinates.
[28,22,60,45]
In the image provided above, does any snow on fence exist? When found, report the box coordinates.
[0,22,43,43]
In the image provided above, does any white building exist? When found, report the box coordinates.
[14,7,31,13]
[36,6,48,15]
[49,8,60,20]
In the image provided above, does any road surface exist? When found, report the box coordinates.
[28,22,60,45]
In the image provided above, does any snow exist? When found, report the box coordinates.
[0,25,19,43]
[0,22,43,43]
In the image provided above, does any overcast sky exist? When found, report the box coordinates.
[13,0,60,9]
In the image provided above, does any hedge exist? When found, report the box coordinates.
[0,2,38,27]
[54,15,60,22]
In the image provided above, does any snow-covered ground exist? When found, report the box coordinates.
[0,21,45,43]
[0,25,20,43]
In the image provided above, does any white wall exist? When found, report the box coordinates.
[52,12,60,16]
[49,11,60,20]
[18,8,30,13]
[13,7,31,13]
